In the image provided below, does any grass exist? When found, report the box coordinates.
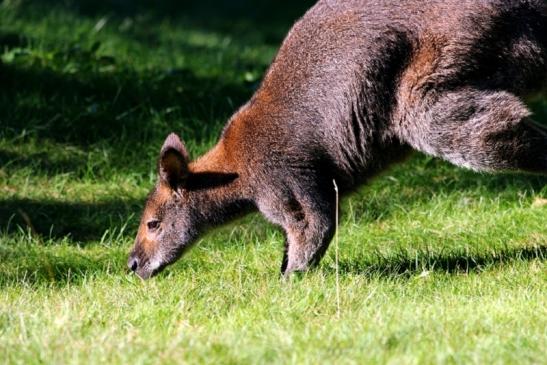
[0,1,546,364]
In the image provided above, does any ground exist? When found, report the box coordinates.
[0,1,546,364]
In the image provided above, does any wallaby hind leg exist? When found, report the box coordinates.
[399,89,547,174]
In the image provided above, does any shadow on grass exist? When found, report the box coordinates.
[0,61,250,147]
[2,242,545,288]
[349,160,547,222]
[17,0,316,44]
[0,0,316,148]
[332,244,546,278]
[0,31,28,49]
[0,198,141,242]
[0,245,128,288]
[0,149,84,175]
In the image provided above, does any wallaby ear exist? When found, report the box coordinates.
[159,133,190,189]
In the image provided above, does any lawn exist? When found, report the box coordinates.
[0,1,546,364]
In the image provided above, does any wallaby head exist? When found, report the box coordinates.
[128,133,201,279]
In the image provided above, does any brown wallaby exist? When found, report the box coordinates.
[128,0,547,279]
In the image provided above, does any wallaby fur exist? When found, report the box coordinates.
[128,0,547,279]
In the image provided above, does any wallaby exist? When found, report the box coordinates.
[128,0,547,279]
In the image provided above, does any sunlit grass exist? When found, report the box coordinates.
[0,1,546,364]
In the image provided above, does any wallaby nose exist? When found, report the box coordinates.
[128,256,139,273]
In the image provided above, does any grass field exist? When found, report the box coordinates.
[1,1,546,364]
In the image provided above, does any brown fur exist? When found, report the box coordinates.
[128,0,547,279]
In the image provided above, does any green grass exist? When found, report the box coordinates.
[0,1,546,364]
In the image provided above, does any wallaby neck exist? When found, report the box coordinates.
[188,142,254,225]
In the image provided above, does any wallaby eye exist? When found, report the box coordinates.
[147,220,160,231]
